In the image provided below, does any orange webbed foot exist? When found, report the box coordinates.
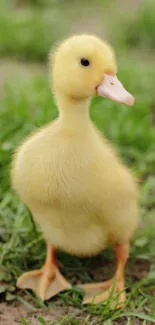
[17,243,71,301]
[79,243,129,309]
[80,278,126,309]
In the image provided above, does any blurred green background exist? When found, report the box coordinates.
[0,0,155,324]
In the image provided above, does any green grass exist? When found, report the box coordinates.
[0,0,105,62]
[120,0,155,51]
[0,57,155,324]
[0,7,62,61]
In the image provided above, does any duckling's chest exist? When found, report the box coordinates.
[16,127,109,208]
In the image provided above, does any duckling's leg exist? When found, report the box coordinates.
[17,242,71,301]
[80,243,129,309]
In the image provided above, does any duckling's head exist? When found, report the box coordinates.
[50,34,134,106]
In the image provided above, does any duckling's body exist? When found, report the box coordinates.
[12,114,138,257]
[11,34,139,307]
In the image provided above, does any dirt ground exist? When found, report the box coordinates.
[0,302,83,325]
[0,255,151,325]
[0,302,146,325]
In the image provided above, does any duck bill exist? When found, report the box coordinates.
[97,73,134,106]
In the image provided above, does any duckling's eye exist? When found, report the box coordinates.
[80,58,90,67]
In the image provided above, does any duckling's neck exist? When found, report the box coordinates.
[56,93,91,128]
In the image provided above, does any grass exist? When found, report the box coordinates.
[0,0,155,324]
[119,0,155,51]
[0,7,61,61]
[0,0,105,62]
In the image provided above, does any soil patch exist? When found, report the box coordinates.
[0,257,151,325]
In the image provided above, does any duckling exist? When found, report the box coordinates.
[11,34,139,307]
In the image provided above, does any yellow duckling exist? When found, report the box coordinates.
[11,34,139,307]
